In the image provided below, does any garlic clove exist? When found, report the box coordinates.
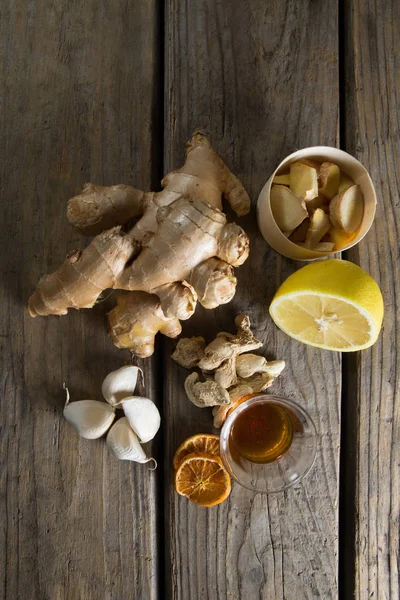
[121,396,161,443]
[107,417,155,464]
[102,365,143,406]
[63,386,116,439]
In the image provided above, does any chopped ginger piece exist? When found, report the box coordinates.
[290,162,318,200]
[289,218,310,243]
[270,185,308,232]
[328,226,357,250]
[273,174,290,185]
[297,241,334,252]
[305,208,331,248]
[305,195,330,215]
[318,162,340,199]
[329,185,364,233]
[298,158,321,170]
[338,173,355,193]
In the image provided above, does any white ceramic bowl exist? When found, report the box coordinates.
[257,146,377,260]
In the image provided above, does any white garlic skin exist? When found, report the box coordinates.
[63,400,116,440]
[106,417,149,462]
[121,396,161,443]
[102,365,143,407]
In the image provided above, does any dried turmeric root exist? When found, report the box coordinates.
[28,131,250,357]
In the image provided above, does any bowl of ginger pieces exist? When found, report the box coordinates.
[257,147,377,260]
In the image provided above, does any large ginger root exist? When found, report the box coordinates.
[28,132,250,356]
[67,131,250,236]
[28,228,139,317]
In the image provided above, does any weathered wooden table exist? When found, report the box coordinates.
[1,1,398,599]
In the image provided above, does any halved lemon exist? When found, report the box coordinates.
[175,452,231,507]
[269,260,383,351]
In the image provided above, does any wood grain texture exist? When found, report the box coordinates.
[0,2,162,599]
[164,1,340,598]
[343,0,400,598]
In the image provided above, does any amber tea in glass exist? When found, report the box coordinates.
[229,401,294,464]
[220,395,317,493]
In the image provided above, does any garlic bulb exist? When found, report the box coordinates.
[107,417,155,465]
[63,386,115,439]
[121,396,161,443]
[102,365,143,407]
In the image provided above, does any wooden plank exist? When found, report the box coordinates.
[0,2,162,599]
[164,1,340,598]
[342,1,400,598]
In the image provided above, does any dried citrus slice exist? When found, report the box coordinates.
[175,452,231,507]
[173,433,220,470]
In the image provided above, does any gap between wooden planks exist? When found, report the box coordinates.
[340,1,400,599]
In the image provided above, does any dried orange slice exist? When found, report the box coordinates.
[173,433,220,470]
[175,452,231,507]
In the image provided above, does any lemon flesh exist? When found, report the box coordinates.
[269,260,384,351]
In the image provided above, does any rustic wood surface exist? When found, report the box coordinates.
[0,2,162,599]
[342,1,400,599]
[0,0,398,599]
[164,1,341,599]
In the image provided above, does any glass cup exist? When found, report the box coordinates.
[220,394,317,493]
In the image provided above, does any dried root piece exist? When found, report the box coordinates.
[197,313,262,371]
[212,372,279,429]
[184,373,230,408]
[236,355,285,378]
[172,314,286,427]
[214,356,237,389]
[212,383,253,428]
[171,337,206,369]
[237,372,274,392]
[108,292,181,358]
